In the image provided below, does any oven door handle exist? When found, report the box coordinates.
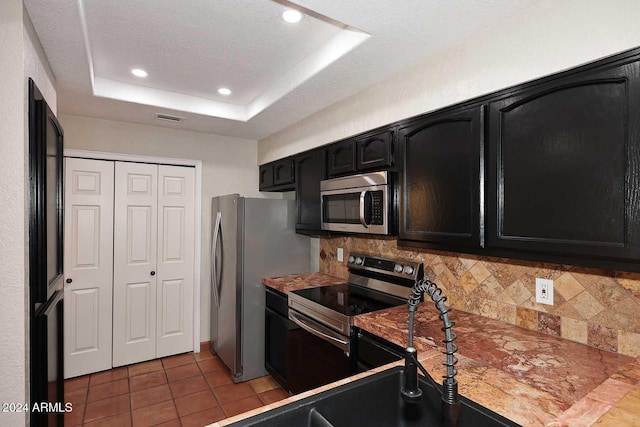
[289,310,350,354]
[359,190,369,228]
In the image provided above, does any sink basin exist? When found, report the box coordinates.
[227,366,521,426]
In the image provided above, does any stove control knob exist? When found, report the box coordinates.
[394,264,404,273]
[404,265,415,275]
[355,257,364,265]
[348,255,355,264]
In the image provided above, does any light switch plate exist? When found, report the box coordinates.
[337,247,344,262]
[535,278,554,305]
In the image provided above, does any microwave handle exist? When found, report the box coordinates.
[359,191,369,228]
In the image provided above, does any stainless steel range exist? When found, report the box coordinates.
[286,253,423,394]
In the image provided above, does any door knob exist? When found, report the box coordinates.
[150,271,156,276]
[66,278,72,284]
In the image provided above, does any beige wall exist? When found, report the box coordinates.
[23,6,57,116]
[0,3,28,423]
[0,2,58,424]
[258,0,640,163]
[60,114,279,341]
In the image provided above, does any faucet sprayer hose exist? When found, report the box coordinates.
[407,279,459,389]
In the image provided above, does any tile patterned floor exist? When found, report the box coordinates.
[64,351,290,427]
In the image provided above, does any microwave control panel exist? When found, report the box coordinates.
[370,190,384,225]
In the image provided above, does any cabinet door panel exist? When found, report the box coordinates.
[295,150,326,231]
[327,140,356,177]
[259,164,274,190]
[273,158,294,186]
[357,129,393,171]
[399,106,482,247]
[487,61,640,260]
[260,159,295,191]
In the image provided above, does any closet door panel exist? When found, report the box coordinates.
[156,166,195,357]
[113,162,158,367]
[63,158,114,378]
[126,282,152,341]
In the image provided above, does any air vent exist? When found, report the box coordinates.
[155,113,185,123]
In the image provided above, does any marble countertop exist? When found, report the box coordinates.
[355,306,640,426]
[261,271,346,294]
[212,273,640,427]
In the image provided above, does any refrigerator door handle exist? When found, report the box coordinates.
[211,211,223,307]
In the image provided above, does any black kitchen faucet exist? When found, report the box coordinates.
[401,278,460,427]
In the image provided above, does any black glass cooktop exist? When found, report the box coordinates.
[291,283,406,317]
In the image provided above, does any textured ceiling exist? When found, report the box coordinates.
[24,0,542,140]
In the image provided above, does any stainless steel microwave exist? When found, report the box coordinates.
[320,171,395,235]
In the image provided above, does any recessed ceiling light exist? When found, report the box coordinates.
[218,87,232,96]
[131,68,148,78]
[281,9,303,24]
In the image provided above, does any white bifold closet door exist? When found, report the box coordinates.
[112,162,158,366]
[112,162,195,367]
[63,158,115,378]
[155,165,195,358]
[64,158,195,376]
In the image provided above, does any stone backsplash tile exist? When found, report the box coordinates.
[588,324,618,353]
[538,312,561,337]
[619,332,640,359]
[561,317,588,345]
[319,236,640,357]
[516,307,538,330]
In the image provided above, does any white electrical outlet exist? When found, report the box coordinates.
[337,247,344,262]
[535,278,554,305]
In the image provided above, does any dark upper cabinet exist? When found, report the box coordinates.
[295,149,327,232]
[398,105,483,248]
[487,58,640,263]
[258,47,640,270]
[356,128,394,171]
[327,140,356,177]
[259,157,295,191]
[273,157,295,187]
[327,128,395,178]
[259,163,274,190]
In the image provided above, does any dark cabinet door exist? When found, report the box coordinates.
[357,330,403,372]
[327,140,356,177]
[273,158,294,186]
[259,164,274,191]
[399,106,483,248]
[487,60,640,262]
[265,288,291,390]
[259,159,295,191]
[295,149,327,232]
[356,129,394,171]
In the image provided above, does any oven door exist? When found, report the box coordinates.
[287,309,355,394]
[321,185,388,234]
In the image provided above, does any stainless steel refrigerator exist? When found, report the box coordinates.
[211,194,310,383]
